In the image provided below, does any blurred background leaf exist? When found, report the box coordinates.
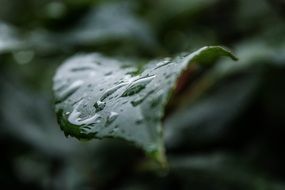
[1,0,285,189]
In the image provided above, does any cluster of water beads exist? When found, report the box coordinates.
[59,55,179,137]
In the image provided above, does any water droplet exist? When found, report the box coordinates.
[131,97,144,106]
[71,97,83,106]
[131,90,155,106]
[57,80,84,101]
[94,100,106,111]
[53,79,68,91]
[114,79,127,85]
[71,66,94,72]
[111,125,119,133]
[68,100,102,126]
[165,73,172,79]
[100,82,128,100]
[150,95,162,108]
[155,57,171,69]
[104,71,113,76]
[122,101,128,105]
[122,75,155,97]
[106,112,119,126]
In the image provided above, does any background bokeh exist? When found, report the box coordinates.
[1,0,285,189]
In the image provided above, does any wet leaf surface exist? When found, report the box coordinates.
[53,46,237,164]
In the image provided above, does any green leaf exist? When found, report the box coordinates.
[0,22,25,54]
[53,46,237,166]
[64,3,154,46]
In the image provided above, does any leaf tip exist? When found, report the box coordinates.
[146,142,168,169]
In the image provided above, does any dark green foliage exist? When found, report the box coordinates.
[1,0,285,189]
